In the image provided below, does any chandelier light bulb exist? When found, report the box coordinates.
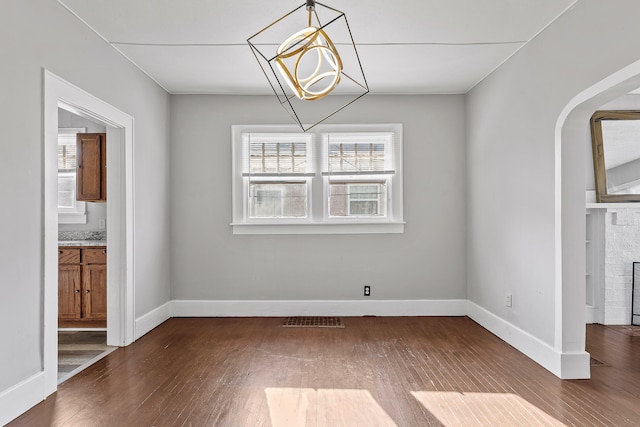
[276,26,342,101]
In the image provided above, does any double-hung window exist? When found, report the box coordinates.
[243,133,314,220]
[58,128,87,224]
[324,133,395,220]
[232,124,403,234]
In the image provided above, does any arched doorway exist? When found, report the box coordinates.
[556,58,640,378]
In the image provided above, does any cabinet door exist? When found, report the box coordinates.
[83,264,107,320]
[76,133,106,201]
[59,265,81,320]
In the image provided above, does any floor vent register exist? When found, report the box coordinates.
[282,316,345,328]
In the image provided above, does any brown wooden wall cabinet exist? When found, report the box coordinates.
[76,133,106,202]
[58,246,107,328]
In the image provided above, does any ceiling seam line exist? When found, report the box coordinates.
[109,41,528,47]
[55,0,172,94]
[464,0,582,94]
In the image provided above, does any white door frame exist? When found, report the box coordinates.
[43,70,135,396]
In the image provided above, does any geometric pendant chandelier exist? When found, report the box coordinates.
[247,0,369,131]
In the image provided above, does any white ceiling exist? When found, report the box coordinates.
[58,0,578,95]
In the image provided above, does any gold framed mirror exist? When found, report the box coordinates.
[590,110,640,202]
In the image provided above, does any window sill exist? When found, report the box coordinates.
[231,221,406,235]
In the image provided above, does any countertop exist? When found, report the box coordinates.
[58,240,107,247]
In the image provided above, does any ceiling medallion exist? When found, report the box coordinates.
[248,0,369,131]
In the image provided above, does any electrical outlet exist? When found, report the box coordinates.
[98,219,106,230]
[364,285,371,297]
[506,293,512,307]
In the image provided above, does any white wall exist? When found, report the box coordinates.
[170,95,466,302]
[466,0,640,355]
[58,107,106,133]
[0,0,171,404]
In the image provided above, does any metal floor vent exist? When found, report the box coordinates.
[282,316,345,328]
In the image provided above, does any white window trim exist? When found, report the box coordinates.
[58,127,87,224]
[231,124,405,235]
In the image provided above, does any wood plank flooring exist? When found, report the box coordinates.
[10,317,640,426]
[58,331,113,383]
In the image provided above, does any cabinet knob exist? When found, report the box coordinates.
[58,250,63,254]
[102,250,107,254]
[75,289,80,293]
[85,289,90,293]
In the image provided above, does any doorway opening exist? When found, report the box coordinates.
[55,107,118,383]
[43,70,135,395]
[556,57,640,378]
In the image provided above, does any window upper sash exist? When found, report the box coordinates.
[322,132,395,176]
[242,133,314,177]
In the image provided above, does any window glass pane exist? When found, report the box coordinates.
[329,181,387,217]
[58,174,76,209]
[58,128,86,216]
[249,181,307,218]
[349,200,379,215]
[328,142,385,173]
[58,143,76,170]
[249,141,307,174]
[58,133,78,210]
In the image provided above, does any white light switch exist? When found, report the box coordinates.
[98,219,106,230]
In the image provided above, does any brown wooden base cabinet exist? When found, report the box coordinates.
[58,246,107,328]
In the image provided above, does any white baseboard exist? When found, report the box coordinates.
[0,372,45,426]
[585,305,599,324]
[135,301,172,340]
[170,299,469,317]
[467,301,590,379]
[560,351,592,379]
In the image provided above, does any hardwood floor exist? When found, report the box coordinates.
[58,331,115,383]
[10,317,640,426]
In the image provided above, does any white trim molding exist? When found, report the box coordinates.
[0,373,45,426]
[231,222,405,235]
[44,70,136,396]
[135,301,172,340]
[467,301,590,379]
[170,299,468,318]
